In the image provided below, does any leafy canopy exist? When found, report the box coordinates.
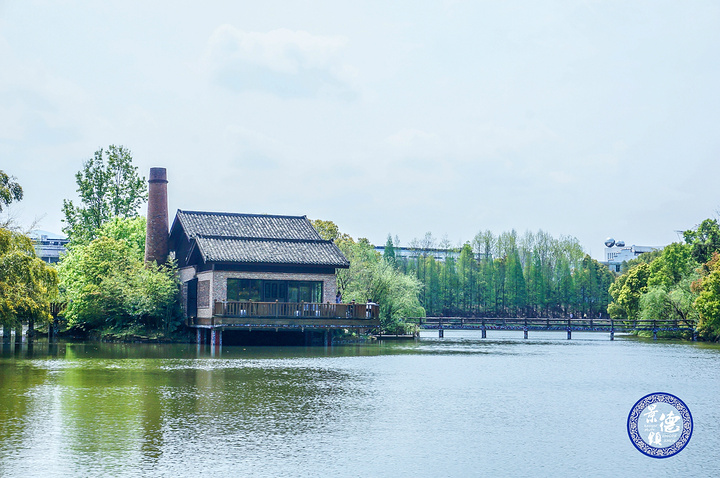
[0,228,58,327]
[0,170,23,212]
[62,145,147,243]
[57,217,180,334]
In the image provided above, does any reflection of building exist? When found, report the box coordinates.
[603,244,658,273]
[29,230,69,264]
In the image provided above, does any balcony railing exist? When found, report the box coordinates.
[214,301,379,320]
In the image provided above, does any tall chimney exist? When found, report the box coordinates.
[145,167,169,264]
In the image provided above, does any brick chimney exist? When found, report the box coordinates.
[145,167,169,264]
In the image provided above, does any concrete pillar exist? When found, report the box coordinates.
[196,328,202,344]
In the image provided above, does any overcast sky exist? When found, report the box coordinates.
[2,0,719,260]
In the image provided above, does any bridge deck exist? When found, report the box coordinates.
[414,317,697,340]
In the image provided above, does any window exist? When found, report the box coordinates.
[227,279,322,302]
[227,279,261,301]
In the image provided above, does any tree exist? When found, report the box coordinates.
[0,228,58,329]
[57,217,181,335]
[608,263,650,320]
[310,219,340,242]
[0,170,23,212]
[313,221,425,333]
[683,219,720,265]
[62,145,147,243]
[383,234,396,265]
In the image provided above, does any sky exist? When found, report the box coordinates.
[2,0,719,261]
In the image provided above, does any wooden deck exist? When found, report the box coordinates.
[189,300,380,331]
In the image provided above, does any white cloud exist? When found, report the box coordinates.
[202,25,356,98]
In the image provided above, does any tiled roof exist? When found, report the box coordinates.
[176,210,322,241]
[196,236,349,267]
[173,210,349,268]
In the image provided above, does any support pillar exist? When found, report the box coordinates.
[196,328,202,344]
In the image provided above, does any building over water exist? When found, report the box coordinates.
[143,167,379,345]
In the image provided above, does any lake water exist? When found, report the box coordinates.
[1,331,719,477]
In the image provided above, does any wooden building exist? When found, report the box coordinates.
[168,210,379,344]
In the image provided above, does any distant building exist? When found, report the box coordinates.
[602,244,659,273]
[29,230,69,264]
[374,245,461,262]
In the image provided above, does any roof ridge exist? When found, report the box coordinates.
[178,210,308,220]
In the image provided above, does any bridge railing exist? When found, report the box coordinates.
[413,317,696,331]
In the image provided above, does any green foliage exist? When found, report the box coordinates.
[62,145,147,243]
[313,221,425,334]
[310,219,340,242]
[0,228,58,327]
[383,234,396,265]
[0,170,23,212]
[396,229,611,318]
[693,254,720,341]
[608,263,650,320]
[57,217,181,335]
[683,219,720,265]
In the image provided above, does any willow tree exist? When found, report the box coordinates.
[0,229,58,329]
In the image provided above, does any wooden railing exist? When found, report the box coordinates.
[413,317,697,331]
[214,301,380,320]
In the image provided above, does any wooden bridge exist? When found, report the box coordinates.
[413,317,698,341]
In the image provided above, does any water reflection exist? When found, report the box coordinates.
[2,334,720,477]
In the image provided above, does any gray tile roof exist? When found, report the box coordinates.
[176,210,322,241]
[173,210,349,268]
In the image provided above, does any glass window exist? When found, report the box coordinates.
[227,279,261,301]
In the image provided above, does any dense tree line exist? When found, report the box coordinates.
[608,218,720,341]
[389,230,615,318]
